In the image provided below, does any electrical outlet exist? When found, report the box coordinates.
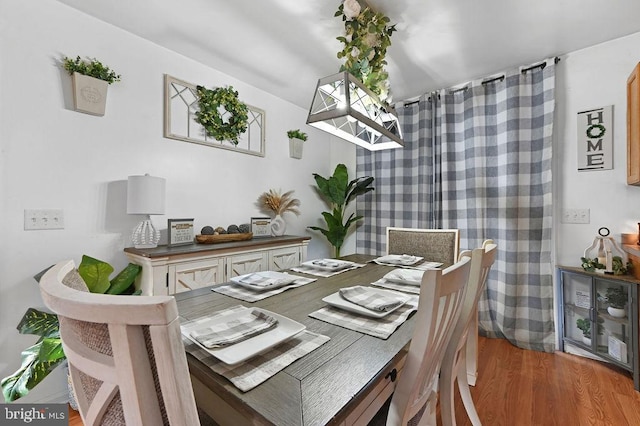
[24,209,64,230]
[562,208,590,224]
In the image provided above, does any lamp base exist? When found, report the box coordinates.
[132,218,160,249]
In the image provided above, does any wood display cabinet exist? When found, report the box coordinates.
[627,62,640,185]
[124,235,310,295]
[558,266,639,390]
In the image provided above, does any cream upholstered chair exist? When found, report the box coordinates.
[386,227,460,268]
[384,255,472,425]
[39,260,200,426]
[439,240,497,426]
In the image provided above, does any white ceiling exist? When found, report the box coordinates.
[57,0,640,109]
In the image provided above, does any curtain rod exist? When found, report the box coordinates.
[402,56,560,107]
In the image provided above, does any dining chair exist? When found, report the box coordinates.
[382,254,472,425]
[386,227,460,268]
[439,240,498,426]
[39,260,200,426]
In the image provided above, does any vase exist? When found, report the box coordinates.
[607,306,626,318]
[582,336,592,346]
[271,214,286,236]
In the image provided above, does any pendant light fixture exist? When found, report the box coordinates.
[307,72,403,150]
[307,0,403,150]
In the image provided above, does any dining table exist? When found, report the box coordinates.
[175,254,418,426]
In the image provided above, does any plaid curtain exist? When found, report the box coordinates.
[356,59,555,351]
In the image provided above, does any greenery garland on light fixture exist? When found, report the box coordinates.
[335,0,396,104]
[195,85,249,145]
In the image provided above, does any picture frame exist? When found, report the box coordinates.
[164,75,266,157]
[168,218,195,247]
[251,217,272,238]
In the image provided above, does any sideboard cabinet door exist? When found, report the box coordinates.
[169,258,225,294]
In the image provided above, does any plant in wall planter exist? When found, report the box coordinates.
[309,163,374,258]
[287,129,308,159]
[1,256,140,402]
[62,55,121,116]
[605,286,628,318]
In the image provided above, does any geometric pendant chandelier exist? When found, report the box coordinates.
[307,71,403,150]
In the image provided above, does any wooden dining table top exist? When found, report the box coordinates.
[174,254,416,426]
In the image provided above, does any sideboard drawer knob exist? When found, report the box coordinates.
[385,368,398,382]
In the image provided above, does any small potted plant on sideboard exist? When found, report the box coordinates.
[62,55,121,116]
[576,317,593,346]
[605,286,628,318]
[287,129,307,159]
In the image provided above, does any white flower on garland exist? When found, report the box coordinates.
[351,47,360,58]
[343,0,361,20]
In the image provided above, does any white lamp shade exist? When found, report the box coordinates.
[127,175,166,215]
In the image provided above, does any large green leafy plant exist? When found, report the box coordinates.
[1,256,141,402]
[309,164,374,257]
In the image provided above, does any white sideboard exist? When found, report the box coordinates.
[124,235,310,295]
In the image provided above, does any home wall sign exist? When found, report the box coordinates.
[164,75,265,157]
[577,105,613,171]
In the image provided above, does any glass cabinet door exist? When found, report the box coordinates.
[562,271,594,348]
[595,278,631,367]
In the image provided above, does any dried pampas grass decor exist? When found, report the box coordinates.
[258,189,301,216]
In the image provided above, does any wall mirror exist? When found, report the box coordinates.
[164,75,265,157]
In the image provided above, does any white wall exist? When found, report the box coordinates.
[0,0,339,402]
[555,32,640,267]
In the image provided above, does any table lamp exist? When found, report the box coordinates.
[127,174,166,248]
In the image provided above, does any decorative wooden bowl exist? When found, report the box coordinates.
[195,233,253,244]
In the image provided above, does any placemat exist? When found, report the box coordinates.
[309,293,419,339]
[290,262,366,277]
[182,306,330,392]
[212,276,316,302]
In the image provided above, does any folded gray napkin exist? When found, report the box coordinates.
[239,273,295,288]
[339,286,409,312]
[190,310,278,348]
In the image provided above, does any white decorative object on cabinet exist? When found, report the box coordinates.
[124,235,310,295]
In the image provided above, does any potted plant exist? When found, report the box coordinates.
[62,55,121,116]
[605,286,628,318]
[1,256,140,402]
[309,163,374,257]
[287,129,308,159]
[576,318,593,345]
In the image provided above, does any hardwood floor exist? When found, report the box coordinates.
[68,336,640,425]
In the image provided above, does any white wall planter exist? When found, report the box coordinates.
[72,73,108,116]
[289,137,305,159]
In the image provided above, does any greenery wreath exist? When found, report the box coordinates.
[586,124,606,139]
[195,85,248,145]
